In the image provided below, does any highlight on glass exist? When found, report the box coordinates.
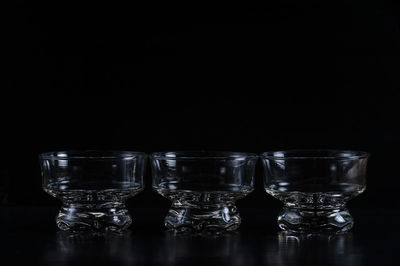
[261,150,369,233]
[39,151,146,232]
[151,151,258,233]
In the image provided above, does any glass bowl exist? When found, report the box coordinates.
[151,151,257,233]
[261,150,369,233]
[39,150,146,232]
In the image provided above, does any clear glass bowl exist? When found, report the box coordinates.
[39,151,146,232]
[151,151,257,233]
[261,150,369,233]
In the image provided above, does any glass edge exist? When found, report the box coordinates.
[259,150,370,160]
[38,150,148,160]
[150,151,259,160]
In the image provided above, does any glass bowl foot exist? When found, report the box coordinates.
[56,203,132,232]
[277,207,354,233]
[165,202,241,233]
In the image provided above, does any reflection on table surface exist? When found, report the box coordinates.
[274,232,363,266]
[1,207,397,266]
[48,230,364,266]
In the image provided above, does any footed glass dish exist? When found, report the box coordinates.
[261,150,369,233]
[151,151,257,233]
[40,151,146,232]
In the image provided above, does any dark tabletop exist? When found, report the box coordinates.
[0,206,398,266]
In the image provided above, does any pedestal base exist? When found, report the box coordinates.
[277,207,354,233]
[165,202,241,233]
[56,203,132,232]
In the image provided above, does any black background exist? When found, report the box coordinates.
[2,1,400,265]
[2,1,400,217]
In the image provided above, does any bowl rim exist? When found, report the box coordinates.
[151,151,258,160]
[260,149,370,160]
[39,150,147,160]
